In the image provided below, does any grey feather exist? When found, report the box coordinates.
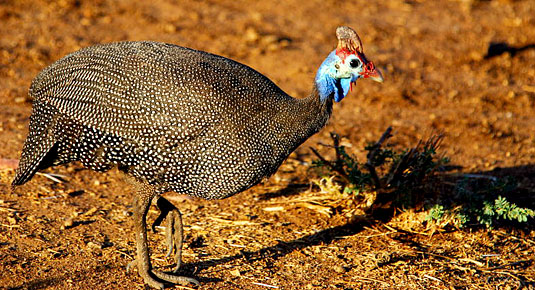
[13,41,332,199]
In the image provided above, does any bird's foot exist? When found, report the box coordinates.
[127,259,199,289]
[152,270,200,287]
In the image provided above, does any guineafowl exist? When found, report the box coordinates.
[12,26,382,288]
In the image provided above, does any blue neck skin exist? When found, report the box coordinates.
[315,50,358,103]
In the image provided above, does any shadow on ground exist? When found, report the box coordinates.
[485,42,535,59]
[8,272,82,290]
[188,164,535,275]
[188,221,367,283]
[11,164,535,288]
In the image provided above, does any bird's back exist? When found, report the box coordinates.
[30,42,290,139]
[14,41,313,199]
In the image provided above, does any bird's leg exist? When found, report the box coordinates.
[132,189,164,289]
[152,196,184,272]
[150,200,199,286]
[129,185,199,288]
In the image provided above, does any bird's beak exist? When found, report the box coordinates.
[368,68,384,83]
[361,61,384,83]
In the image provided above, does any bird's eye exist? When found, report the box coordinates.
[350,59,360,68]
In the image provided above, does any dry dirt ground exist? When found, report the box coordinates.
[1,0,535,289]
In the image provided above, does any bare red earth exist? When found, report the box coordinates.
[1,0,534,289]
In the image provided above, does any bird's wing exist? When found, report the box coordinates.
[30,41,288,146]
[29,42,236,143]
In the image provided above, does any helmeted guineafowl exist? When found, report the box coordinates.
[12,26,383,289]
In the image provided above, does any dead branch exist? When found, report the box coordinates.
[365,127,393,189]
[310,133,351,183]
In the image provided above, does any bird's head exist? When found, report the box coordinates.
[316,26,383,102]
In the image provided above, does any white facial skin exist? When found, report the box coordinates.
[329,54,364,80]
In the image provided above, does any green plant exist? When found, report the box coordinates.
[425,177,535,228]
[426,204,446,221]
[310,128,535,229]
[311,128,447,209]
[310,135,371,195]
[479,196,535,225]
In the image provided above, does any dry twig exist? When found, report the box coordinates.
[365,127,393,189]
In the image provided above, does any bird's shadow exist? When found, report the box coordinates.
[7,277,68,290]
[187,164,535,278]
[188,222,366,283]
[12,165,535,287]
[484,42,535,59]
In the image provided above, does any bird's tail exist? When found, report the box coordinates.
[12,103,57,188]
[12,139,56,188]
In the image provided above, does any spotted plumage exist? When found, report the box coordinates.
[13,26,382,289]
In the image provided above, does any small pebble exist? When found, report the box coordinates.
[87,241,101,249]
[230,269,241,277]
[244,27,259,43]
[7,216,16,224]
[85,207,98,216]
[63,218,74,228]
[333,265,345,273]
